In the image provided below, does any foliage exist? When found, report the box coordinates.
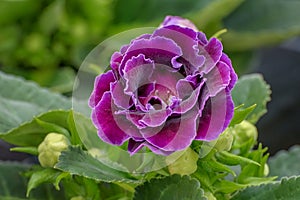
[268,145,300,179]
[133,175,206,200]
[0,71,287,200]
[0,71,71,134]
[0,162,65,200]
[231,74,271,124]
[1,0,300,199]
[232,176,300,200]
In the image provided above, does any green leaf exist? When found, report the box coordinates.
[0,110,71,147]
[231,74,271,124]
[214,180,246,194]
[237,144,273,185]
[10,146,38,155]
[269,145,300,179]
[215,151,260,166]
[223,0,300,51]
[0,161,64,200]
[133,175,206,200]
[26,168,68,197]
[203,160,236,176]
[67,111,83,146]
[232,176,300,200]
[55,146,139,183]
[0,71,71,134]
[35,118,70,138]
[229,104,256,126]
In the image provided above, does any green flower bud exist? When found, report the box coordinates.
[38,133,70,167]
[166,147,198,175]
[233,120,258,148]
[264,163,269,176]
[214,128,234,151]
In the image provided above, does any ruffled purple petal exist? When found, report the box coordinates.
[119,34,153,56]
[161,15,199,31]
[111,52,123,71]
[220,53,238,90]
[198,37,223,74]
[119,36,183,75]
[173,78,204,114]
[197,32,208,46]
[153,25,205,74]
[150,65,185,97]
[111,80,133,109]
[91,91,130,145]
[123,54,155,96]
[195,88,234,140]
[202,60,232,97]
[89,70,115,108]
[128,139,145,155]
[139,107,172,127]
[142,108,198,151]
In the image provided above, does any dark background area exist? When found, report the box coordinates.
[253,38,300,154]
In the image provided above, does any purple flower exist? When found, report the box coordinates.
[89,16,237,155]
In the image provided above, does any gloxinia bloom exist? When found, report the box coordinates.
[89,16,237,155]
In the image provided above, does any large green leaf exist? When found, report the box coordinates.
[232,176,300,200]
[0,71,71,134]
[26,168,69,197]
[0,161,64,200]
[269,145,300,179]
[0,110,71,147]
[133,175,206,200]
[55,146,139,183]
[231,74,271,124]
[223,0,300,51]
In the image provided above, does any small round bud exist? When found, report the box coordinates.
[166,147,198,175]
[233,120,258,148]
[214,128,234,151]
[38,133,70,167]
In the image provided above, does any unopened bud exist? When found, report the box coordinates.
[38,133,70,167]
[166,147,198,175]
[214,128,234,151]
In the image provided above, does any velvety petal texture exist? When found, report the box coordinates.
[89,15,237,155]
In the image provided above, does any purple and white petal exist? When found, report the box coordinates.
[220,53,238,90]
[111,80,133,109]
[198,37,223,74]
[119,36,183,74]
[91,92,130,145]
[196,88,234,141]
[123,54,155,96]
[153,25,205,74]
[173,78,204,114]
[89,70,115,108]
[160,15,199,31]
[142,108,198,151]
[202,60,232,98]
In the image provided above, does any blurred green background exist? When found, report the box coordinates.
[1,0,300,155]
